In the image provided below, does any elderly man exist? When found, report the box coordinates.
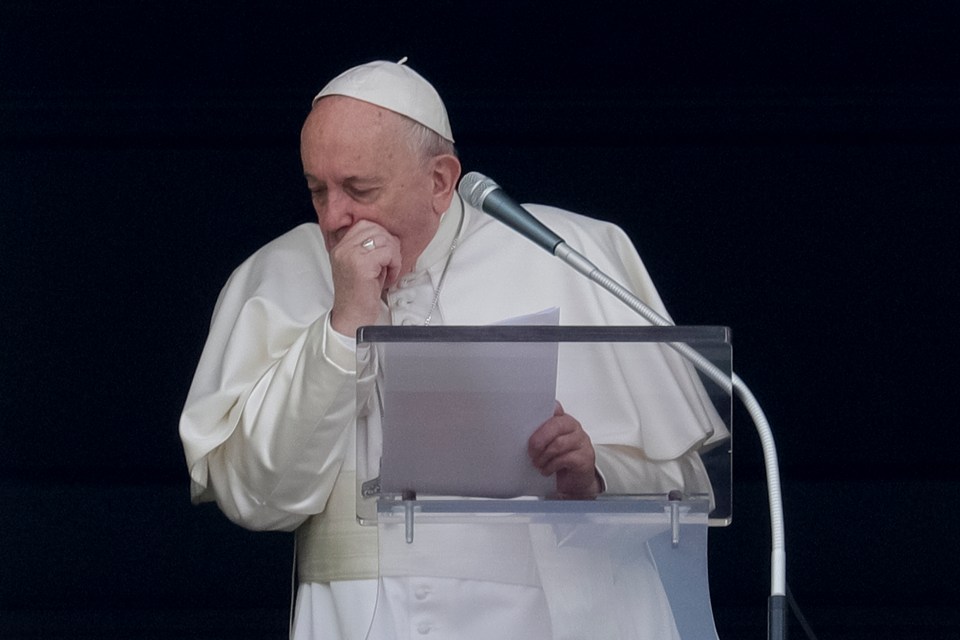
[180,60,722,639]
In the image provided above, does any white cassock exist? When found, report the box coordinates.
[179,196,728,639]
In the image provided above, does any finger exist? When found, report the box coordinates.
[534,430,592,475]
[539,445,594,477]
[380,244,403,289]
[360,235,402,287]
[554,465,603,500]
[336,221,398,255]
[528,413,578,460]
[332,224,401,281]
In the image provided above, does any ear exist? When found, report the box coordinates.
[429,154,462,215]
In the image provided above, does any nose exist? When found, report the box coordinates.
[316,188,354,236]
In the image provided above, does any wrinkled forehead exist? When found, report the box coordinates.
[300,97,416,176]
[302,96,409,148]
[309,93,397,124]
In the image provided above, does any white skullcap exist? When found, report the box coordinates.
[312,57,454,143]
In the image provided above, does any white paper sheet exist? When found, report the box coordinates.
[379,308,560,498]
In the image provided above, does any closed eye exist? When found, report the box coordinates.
[309,186,327,204]
[345,184,380,202]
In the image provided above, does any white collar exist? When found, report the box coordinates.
[413,194,464,274]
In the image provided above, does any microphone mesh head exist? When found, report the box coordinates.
[458,171,499,209]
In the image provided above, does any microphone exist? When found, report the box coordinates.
[458,172,564,254]
[458,170,787,640]
[458,171,672,327]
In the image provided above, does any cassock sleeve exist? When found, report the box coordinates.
[179,226,366,532]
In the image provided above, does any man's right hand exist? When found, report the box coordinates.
[328,220,402,337]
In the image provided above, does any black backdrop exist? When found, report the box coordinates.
[3,2,959,638]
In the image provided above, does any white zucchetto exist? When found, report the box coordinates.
[313,58,454,143]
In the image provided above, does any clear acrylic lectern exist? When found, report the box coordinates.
[356,325,732,640]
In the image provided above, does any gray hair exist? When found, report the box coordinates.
[395,115,458,165]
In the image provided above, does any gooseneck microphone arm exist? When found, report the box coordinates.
[458,171,787,640]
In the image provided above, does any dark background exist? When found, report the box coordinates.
[3,1,959,638]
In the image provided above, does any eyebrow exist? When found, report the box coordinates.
[343,176,382,188]
[302,174,385,191]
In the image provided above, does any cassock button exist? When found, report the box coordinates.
[415,586,430,600]
[417,621,432,635]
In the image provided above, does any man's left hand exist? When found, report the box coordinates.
[528,402,602,499]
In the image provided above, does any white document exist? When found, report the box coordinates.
[379,308,560,498]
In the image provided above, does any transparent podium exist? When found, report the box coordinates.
[356,325,732,640]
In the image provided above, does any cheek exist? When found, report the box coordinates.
[397,204,442,256]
